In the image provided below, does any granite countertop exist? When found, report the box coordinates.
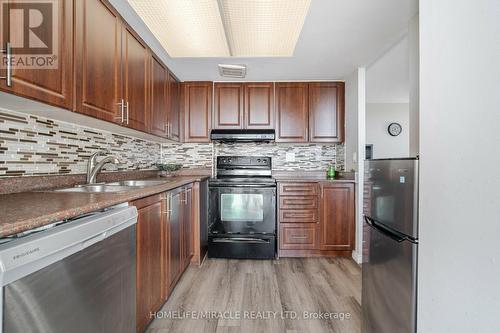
[272,171,356,183]
[0,176,209,238]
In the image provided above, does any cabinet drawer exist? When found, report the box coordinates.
[280,224,318,250]
[280,209,318,223]
[279,196,318,209]
[279,183,319,196]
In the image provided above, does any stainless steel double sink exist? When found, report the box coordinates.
[53,179,170,193]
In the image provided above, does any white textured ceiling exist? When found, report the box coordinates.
[111,0,418,81]
[366,36,410,103]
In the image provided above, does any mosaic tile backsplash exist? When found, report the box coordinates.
[0,109,161,177]
[0,107,344,177]
[161,142,345,171]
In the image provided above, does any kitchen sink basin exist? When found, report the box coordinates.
[53,184,134,193]
[106,180,169,187]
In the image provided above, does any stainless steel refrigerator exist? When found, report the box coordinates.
[362,158,418,333]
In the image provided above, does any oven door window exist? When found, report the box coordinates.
[220,193,264,222]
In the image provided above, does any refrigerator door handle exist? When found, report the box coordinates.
[364,216,409,243]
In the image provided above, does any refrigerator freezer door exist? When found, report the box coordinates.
[364,159,418,239]
[362,222,417,333]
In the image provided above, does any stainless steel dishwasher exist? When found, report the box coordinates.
[0,204,138,333]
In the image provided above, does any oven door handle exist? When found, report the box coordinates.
[210,184,276,188]
[212,237,271,244]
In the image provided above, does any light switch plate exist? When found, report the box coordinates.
[285,152,295,162]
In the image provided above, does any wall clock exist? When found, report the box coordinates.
[388,122,402,136]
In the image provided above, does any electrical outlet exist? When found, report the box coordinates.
[285,152,295,162]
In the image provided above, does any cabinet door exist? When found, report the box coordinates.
[167,191,182,290]
[0,0,73,109]
[74,0,122,122]
[135,201,163,332]
[275,83,308,142]
[309,82,345,142]
[214,83,244,129]
[150,56,168,137]
[168,73,181,141]
[320,183,355,251]
[244,82,274,129]
[183,82,212,142]
[122,26,149,132]
[182,187,193,268]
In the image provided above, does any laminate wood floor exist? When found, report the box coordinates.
[148,258,361,333]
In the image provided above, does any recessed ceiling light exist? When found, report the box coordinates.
[128,0,230,57]
[127,0,311,58]
[218,0,311,57]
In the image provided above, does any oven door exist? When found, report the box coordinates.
[209,185,276,235]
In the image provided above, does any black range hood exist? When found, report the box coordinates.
[211,129,275,142]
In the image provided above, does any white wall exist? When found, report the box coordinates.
[345,68,366,264]
[408,14,420,156]
[345,71,360,172]
[366,103,410,158]
[418,0,500,332]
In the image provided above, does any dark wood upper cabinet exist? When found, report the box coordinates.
[275,83,309,142]
[0,0,73,109]
[214,83,244,129]
[150,56,168,137]
[122,26,149,132]
[213,82,274,130]
[320,183,355,251]
[74,0,122,122]
[168,73,181,141]
[309,82,345,142]
[245,82,274,129]
[133,196,163,333]
[183,82,212,142]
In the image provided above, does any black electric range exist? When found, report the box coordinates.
[208,156,276,259]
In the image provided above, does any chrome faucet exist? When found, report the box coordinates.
[86,151,123,184]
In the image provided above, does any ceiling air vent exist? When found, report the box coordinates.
[218,64,247,78]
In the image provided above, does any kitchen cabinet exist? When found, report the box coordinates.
[319,183,355,251]
[278,181,354,257]
[278,182,320,253]
[150,56,168,137]
[131,182,199,332]
[183,82,212,142]
[275,83,309,142]
[74,0,123,122]
[133,195,164,333]
[213,82,274,130]
[214,83,244,129]
[181,186,193,269]
[245,82,275,129]
[308,82,345,142]
[122,26,149,132]
[166,189,182,293]
[168,73,181,141]
[0,0,73,109]
[76,0,151,132]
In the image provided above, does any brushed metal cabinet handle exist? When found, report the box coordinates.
[125,101,129,125]
[0,43,12,87]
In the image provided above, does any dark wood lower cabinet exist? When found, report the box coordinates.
[132,183,197,332]
[133,195,164,333]
[278,181,355,257]
[320,183,355,251]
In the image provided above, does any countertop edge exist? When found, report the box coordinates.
[0,176,210,238]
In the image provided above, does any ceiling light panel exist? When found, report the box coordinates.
[127,0,230,57]
[218,0,311,57]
